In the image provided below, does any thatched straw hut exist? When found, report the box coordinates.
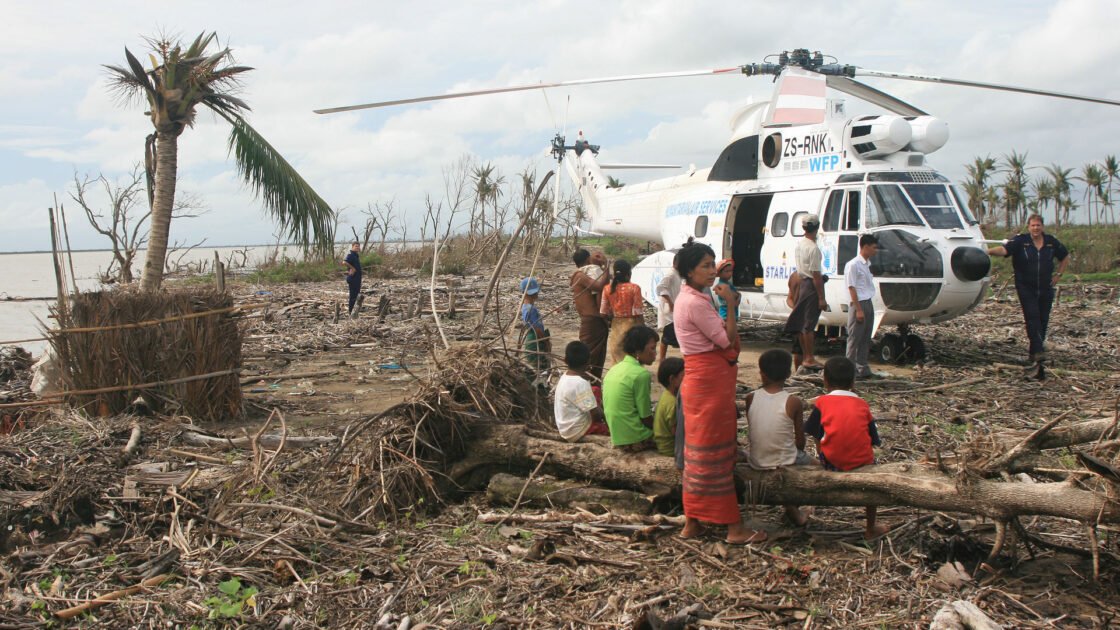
[49,287,242,421]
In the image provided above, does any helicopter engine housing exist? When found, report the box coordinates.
[905,116,949,154]
[846,115,911,159]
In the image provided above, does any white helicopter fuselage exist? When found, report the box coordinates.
[563,96,992,333]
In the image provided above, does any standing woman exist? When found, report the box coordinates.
[987,213,1069,378]
[600,260,645,365]
[674,242,767,544]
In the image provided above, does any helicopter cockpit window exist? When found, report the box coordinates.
[694,216,709,238]
[864,184,924,229]
[822,191,844,232]
[950,185,980,225]
[770,212,789,237]
[844,190,861,231]
[903,184,963,229]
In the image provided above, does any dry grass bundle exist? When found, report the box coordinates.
[308,343,549,521]
[50,287,242,422]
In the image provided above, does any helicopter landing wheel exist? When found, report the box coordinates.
[878,332,904,364]
[901,333,927,363]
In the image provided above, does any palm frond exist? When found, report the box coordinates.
[219,112,335,253]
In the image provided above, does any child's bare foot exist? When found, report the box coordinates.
[864,523,891,540]
[681,518,705,539]
[726,523,767,545]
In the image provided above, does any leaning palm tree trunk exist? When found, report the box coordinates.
[140,133,179,291]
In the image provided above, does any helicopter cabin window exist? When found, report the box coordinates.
[694,215,709,238]
[822,191,844,232]
[950,185,980,225]
[865,184,924,229]
[770,212,789,237]
[791,212,809,237]
[903,184,963,229]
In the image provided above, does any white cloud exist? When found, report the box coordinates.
[2,0,1119,252]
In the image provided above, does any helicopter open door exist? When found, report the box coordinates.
[726,194,771,291]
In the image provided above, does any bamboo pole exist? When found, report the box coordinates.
[0,368,242,410]
[0,302,268,345]
[48,207,69,328]
[57,196,80,294]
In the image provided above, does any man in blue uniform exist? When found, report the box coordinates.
[987,214,1069,378]
[342,241,363,315]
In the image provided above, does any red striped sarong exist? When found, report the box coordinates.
[681,349,741,524]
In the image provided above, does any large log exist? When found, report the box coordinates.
[454,423,1120,524]
[485,472,655,515]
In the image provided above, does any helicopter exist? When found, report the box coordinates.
[316,49,1120,363]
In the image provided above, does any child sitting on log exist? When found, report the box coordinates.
[652,357,684,457]
[744,349,814,526]
[553,341,611,442]
[805,356,890,539]
[602,326,659,452]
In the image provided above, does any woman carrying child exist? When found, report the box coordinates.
[673,242,766,544]
[600,259,645,366]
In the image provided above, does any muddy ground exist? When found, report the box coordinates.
[2,261,1119,628]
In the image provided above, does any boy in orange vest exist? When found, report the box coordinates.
[804,357,889,539]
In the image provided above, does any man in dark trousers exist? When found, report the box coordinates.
[987,214,1069,379]
[570,249,611,380]
[342,241,363,315]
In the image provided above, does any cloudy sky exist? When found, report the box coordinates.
[2,0,1118,252]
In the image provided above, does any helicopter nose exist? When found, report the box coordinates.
[950,246,990,282]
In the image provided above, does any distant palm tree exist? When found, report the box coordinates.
[1103,155,1119,225]
[1078,164,1105,226]
[964,156,997,224]
[1043,164,1074,227]
[999,151,1030,228]
[105,32,334,291]
[1031,177,1054,225]
[606,176,625,189]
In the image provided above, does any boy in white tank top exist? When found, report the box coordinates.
[744,349,814,526]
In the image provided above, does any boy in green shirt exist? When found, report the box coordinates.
[602,326,659,452]
[653,357,684,456]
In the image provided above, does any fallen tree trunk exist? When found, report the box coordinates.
[486,472,654,515]
[454,423,1120,524]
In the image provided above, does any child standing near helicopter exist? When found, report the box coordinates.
[600,260,646,366]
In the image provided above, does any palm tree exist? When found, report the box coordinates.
[106,32,334,291]
[999,151,1030,228]
[1103,155,1119,225]
[472,163,497,234]
[1078,164,1105,226]
[964,155,997,224]
[1031,177,1054,225]
[1043,164,1073,227]
[606,176,625,189]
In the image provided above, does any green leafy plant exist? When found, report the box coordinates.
[203,578,258,619]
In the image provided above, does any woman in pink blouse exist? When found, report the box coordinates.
[674,242,766,545]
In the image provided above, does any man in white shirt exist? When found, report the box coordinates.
[655,263,682,363]
[843,234,880,379]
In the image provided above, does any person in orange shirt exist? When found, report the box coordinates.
[599,259,645,366]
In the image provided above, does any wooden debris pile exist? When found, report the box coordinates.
[50,287,243,421]
[307,343,549,521]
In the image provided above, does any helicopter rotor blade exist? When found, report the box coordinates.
[855,69,1120,107]
[825,76,927,116]
[314,67,742,114]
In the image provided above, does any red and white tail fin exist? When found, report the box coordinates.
[765,68,826,126]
